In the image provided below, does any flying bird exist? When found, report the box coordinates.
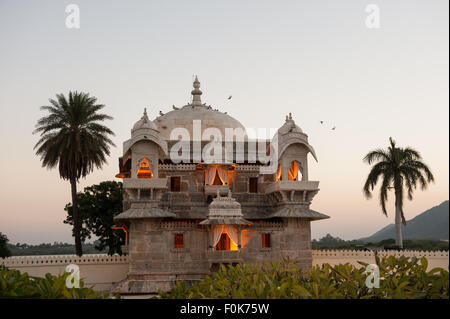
[331,126,336,131]
[320,121,324,124]
[228,95,232,100]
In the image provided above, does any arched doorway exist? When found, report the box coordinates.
[288,160,302,181]
[215,232,238,251]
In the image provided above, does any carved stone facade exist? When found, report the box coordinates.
[111,77,329,294]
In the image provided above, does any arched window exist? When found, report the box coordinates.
[205,165,227,185]
[137,157,153,178]
[288,161,302,181]
[276,163,282,181]
[215,232,238,251]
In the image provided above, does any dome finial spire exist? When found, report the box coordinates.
[191,75,203,106]
[142,107,149,121]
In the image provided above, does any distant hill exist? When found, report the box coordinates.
[360,201,449,242]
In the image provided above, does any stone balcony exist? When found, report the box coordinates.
[206,250,242,264]
[265,181,319,193]
[204,185,230,196]
[123,178,168,190]
[123,178,168,202]
[265,180,320,205]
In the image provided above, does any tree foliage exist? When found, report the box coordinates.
[64,181,124,255]
[363,137,434,247]
[33,91,115,256]
[160,257,449,299]
[363,137,434,221]
[0,266,113,298]
[0,233,11,258]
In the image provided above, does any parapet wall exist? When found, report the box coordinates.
[0,254,129,292]
[1,250,448,292]
[312,249,449,270]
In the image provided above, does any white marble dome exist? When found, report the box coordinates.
[154,106,246,141]
[132,109,158,132]
[153,76,246,141]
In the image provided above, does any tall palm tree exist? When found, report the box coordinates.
[33,91,115,256]
[363,137,434,248]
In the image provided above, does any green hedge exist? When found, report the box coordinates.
[160,256,449,299]
[0,265,111,298]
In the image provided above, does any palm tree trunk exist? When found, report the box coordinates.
[70,177,83,256]
[394,189,403,249]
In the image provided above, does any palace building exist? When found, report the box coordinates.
[112,77,329,294]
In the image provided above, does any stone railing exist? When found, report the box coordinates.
[249,221,284,229]
[0,254,129,267]
[206,250,242,263]
[234,165,262,171]
[160,220,200,230]
[159,164,197,171]
[312,249,449,270]
[312,249,449,258]
[265,181,320,194]
[0,254,129,292]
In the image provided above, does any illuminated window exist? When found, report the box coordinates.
[288,161,302,181]
[276,163,282,181]
[262,233,271,248]
[215,233,238,251]
[174,233,184,248]
[137,157,153,178]
[171,176,181,192]
[249,177,258,193]
[212,170,223,185]
[205,165,227,185]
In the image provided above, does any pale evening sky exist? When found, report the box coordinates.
[0,0,448,244]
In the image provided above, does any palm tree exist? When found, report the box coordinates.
[363,137,434,248]
[34,91,115,256]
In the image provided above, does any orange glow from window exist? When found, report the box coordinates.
[276,163,282,181]
[137,158,153,178]
[215,231,238,251]
[288,161,299,181]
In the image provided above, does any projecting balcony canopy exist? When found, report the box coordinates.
[269,207,329,220]
[114,208,176,221]
[199,217,252,225]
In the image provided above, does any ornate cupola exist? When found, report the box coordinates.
[191,75,203,106]
[200,190,252,225]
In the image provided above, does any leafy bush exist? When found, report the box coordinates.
[0,265,111,298]
[0,233,11,258]
[159,256,449,299]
